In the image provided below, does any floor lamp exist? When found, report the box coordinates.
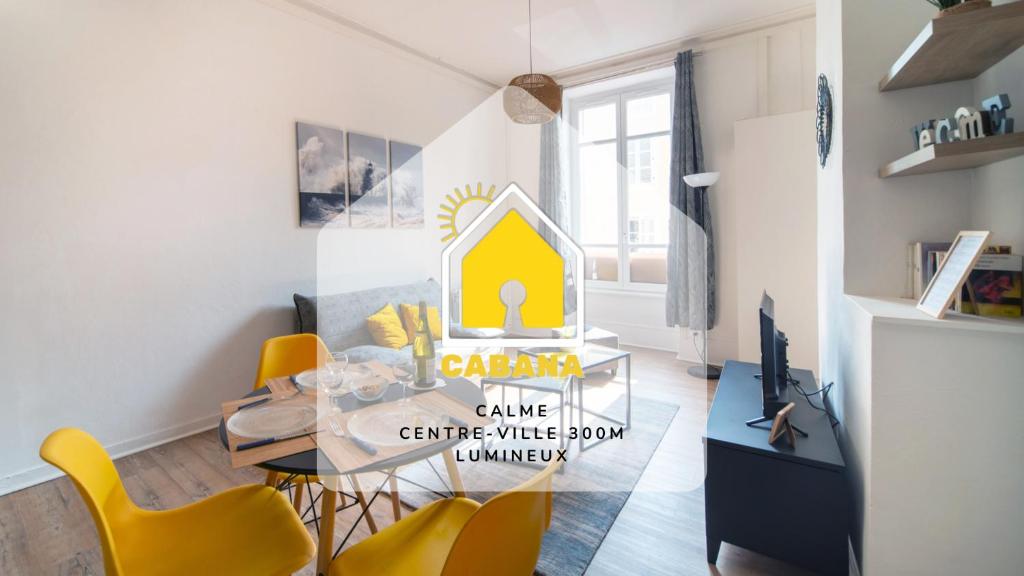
[682,171,721,380]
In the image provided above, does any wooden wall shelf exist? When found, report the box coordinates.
[879,1,1024,92]
[879,132,1024,178]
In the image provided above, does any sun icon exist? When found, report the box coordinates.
[438,183,496,243]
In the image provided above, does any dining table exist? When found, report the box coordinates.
[218,376,486,576]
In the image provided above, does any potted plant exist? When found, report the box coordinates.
[926,0,992,18]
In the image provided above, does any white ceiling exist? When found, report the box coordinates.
[307,0,814,86]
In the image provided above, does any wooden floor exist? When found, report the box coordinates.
[0,346,816,575]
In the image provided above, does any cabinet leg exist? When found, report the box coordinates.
[707,537,722,564]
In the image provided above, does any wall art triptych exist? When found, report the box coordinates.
[296,122,424,229]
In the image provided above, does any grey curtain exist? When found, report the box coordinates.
[538,114,577,314]
[666,50,715,329]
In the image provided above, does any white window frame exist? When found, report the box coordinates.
[568,78,673,293]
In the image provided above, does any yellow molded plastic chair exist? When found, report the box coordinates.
[329,459,561,576]
[255,334,332,513]
[254,333,332,391]
[40,428,315,576]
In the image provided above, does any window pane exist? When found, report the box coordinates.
[579,142,618,246]
[629,247,667,284]
[627,93,670,136]
[585,246,619,281]
[627,134,670,247]
[578,103,616,142]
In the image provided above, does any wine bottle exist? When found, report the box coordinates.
[412,300,436,386]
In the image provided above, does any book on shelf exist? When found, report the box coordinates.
[959,253,1023,318]
[908,241,1012,300]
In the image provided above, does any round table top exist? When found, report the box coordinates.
[218,377,484,476]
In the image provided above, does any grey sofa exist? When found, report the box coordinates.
[293,279,442,365]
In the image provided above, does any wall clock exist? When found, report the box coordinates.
[816,74,833,168]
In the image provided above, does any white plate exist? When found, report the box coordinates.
[347,405,446,447]
[293,368,341,392]
[227,405,317,439]
[408,377,447,392]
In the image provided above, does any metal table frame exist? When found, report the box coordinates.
[520,345,632,452]
[479,374,574,468]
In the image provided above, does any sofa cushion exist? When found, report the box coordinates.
[294,279,442,352]
[366,304,409,349]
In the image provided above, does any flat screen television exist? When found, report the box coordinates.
[746,292,794,428]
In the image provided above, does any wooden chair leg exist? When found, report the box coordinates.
[317,485,337,576]
[292,481,304,513]
[388,469,401,521]
[349,475,378,534]
[264,470,279,487]
[442,449,466,497]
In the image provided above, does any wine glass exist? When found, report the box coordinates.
[318,367,346,410]
[393,360,415,405]
[328,351,349,376]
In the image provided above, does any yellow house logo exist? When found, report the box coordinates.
[441,183,584,348]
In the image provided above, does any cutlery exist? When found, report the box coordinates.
[237,428,322,451]
[238,390,301,412]
[238,397,271,411]
[329,418,378,455]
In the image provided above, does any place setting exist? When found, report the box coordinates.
[220,352,487,472]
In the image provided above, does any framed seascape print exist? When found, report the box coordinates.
[296,122,348,227]
[347,132,389,228]
[389,140,424,228]
[918,230,991,319]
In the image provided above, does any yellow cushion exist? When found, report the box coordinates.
[367,305,409,349]
[399,303,442,342]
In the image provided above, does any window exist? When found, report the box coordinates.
[570,79,672,289]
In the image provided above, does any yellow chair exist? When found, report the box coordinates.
[40,428,315,576]
[329,459,561,576]
[255,334,332,514]
[254,333,332,391]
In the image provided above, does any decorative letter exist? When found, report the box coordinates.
[935,118,959,144]
[956,106,989,140]
[912,121,935,150]
[918,128,936,149]
[982,94,1014,135]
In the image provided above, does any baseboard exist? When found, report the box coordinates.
[0,412,223,496]
[676,329,738,366]
[590,319,679,352]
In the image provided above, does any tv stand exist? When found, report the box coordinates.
[704,361,848,575]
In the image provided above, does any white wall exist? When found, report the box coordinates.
[970,33,1024,248]
[580,15,818,361]
[817,0,1024,572]
[0,0,498,493]
[734,110,818,371]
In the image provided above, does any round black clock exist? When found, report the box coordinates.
[816,74,833,169]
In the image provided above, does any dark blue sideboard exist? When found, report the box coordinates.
[704,360,848,575]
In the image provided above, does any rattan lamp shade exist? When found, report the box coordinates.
[503,73,562,124]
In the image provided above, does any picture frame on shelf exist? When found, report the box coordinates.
[917,230,991,319]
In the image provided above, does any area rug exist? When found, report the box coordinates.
[395,396,679,576]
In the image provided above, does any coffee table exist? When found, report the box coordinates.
[519,344,631,452]
[478,374,573,467]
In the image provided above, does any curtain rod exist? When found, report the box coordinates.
[561,51,702,89]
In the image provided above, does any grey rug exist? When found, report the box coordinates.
[396,396,678,576]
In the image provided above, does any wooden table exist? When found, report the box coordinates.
[219,377,484,576]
